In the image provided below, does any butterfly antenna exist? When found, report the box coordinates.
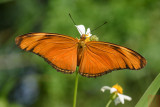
[69,13,77,25]
[91,21,107,32]
[69,13,84,35]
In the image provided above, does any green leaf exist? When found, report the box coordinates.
[135,73,160,107]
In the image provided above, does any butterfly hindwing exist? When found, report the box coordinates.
[15,33,78,73]
[79,41,146,77]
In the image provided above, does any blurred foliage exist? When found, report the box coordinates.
[0,0,160,107]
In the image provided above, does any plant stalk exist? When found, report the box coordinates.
[73,70,79,107]
[106,93,117,107]
[106,98,112,107]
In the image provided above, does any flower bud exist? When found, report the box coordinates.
[90,35,99,41]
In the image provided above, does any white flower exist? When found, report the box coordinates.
[75,25,92,37]
[114,93,132,105]
[101,84,132,105]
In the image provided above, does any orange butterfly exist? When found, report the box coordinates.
[15,25,146,77]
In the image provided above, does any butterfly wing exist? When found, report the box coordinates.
[79,41,146,77]
[15,33,78,73]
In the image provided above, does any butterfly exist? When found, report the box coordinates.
[15,25,146,77]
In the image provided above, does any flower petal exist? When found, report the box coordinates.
[86,28,92,37]
[88,33,92,37]
[101,86,111,92]
[114,97,121,105]
[122,94,132,101]
[110,88,117,94]
[117,93,125,104]
[75,25,85,35]
[86,28,90,34]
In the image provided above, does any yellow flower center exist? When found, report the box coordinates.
[85,35,90,42]
[112,84,123,94]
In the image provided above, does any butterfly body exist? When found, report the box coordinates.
[77,34,89,65]
[16,31,146,78]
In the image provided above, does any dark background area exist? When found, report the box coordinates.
[0,0,160,107]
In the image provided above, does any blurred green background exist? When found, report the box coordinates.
[0,0,160,107]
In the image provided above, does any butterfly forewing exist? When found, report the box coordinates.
[16,33,78,73]
[79,41,146,77]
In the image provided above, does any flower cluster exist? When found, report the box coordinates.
[75,25,99,41]
[75,25,92,37]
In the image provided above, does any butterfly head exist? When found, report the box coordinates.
[80,34,91,42]
[75,25,92,42]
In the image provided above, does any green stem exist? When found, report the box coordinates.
[106,93,117,107]
[106,98,112,107]
[73,70,79,107]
